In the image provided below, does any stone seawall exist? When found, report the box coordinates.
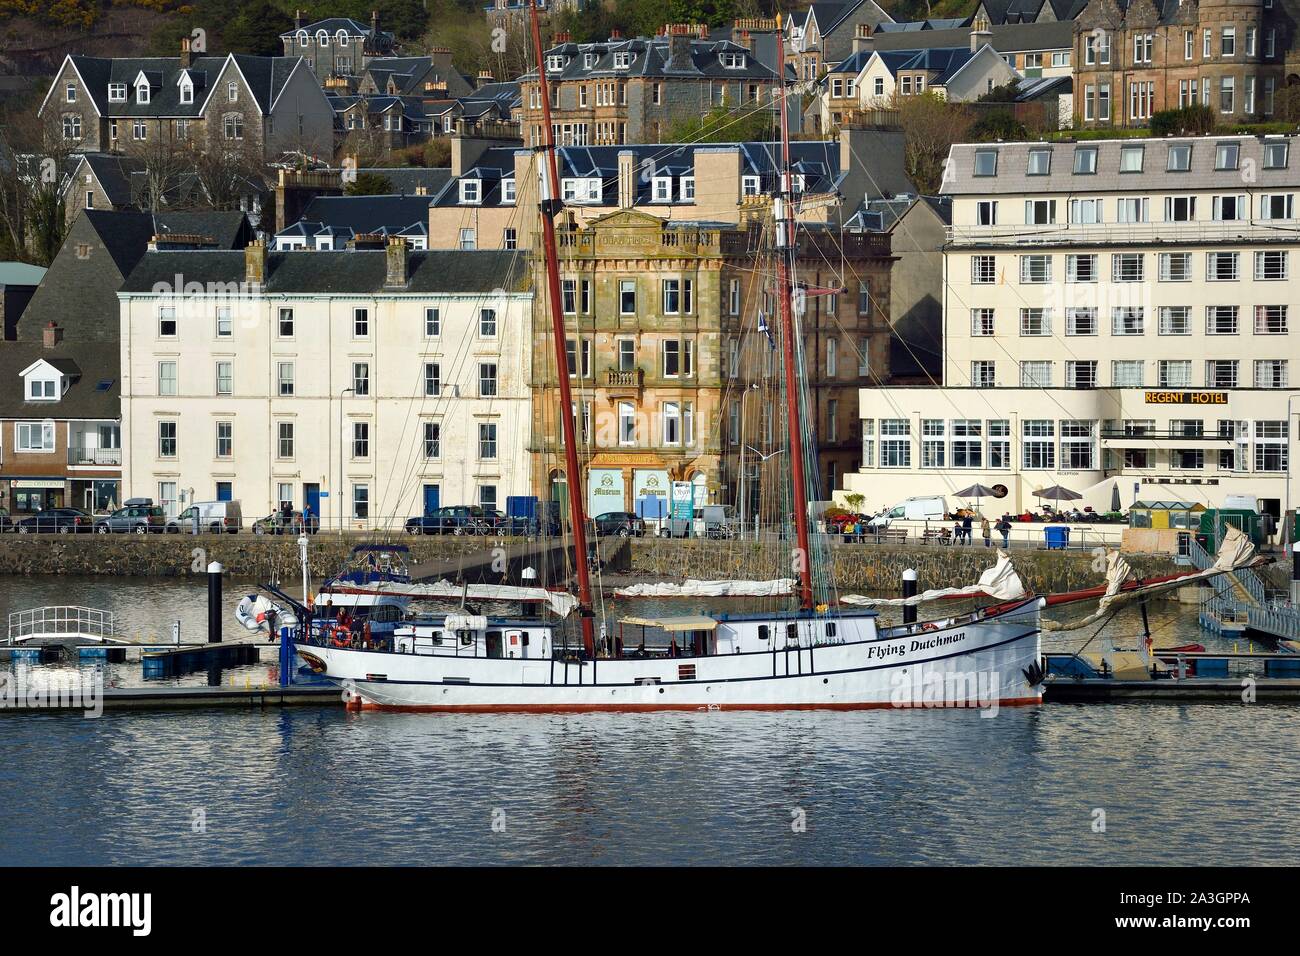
[0,533,1179,596]
[0,534,494,580]
[628,539,1180,596]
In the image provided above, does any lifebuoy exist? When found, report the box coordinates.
[330,625,351,648]
[921,622,939,632]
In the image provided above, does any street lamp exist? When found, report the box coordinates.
[337,385,354,535]
[1284,393,1300,546]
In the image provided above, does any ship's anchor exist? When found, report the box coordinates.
[1022,660,1047,688]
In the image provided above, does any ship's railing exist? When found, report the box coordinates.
[8,606,115,644]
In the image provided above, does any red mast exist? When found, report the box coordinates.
[529,0,596,656]
[773,14,815,611]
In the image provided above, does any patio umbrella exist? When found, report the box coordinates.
[1110,482,1122,514]
[1033,485,1083,510]
[954,482,999,513]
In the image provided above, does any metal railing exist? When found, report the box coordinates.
[67,446,122,466]
[8,606,115,644]
[946,219,1300,247]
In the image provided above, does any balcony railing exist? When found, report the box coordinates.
[606,369,644,388]
[68,447,122,466]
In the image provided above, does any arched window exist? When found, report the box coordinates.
[317,30,330,47]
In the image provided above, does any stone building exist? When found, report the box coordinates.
[38,45,334,163]
[518,26,784,147]
[528,208,893,517]
[1073,0,1300,127]
[279,12,396,78]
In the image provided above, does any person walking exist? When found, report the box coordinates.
[981,516,992,548]
[961,513,973,546]
[996,515,1012,549]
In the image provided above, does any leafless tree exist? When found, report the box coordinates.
[0,107,75,264]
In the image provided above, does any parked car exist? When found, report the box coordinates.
[166,500,243,534]
[405,505,494,535]
[15,508,93,534]
[591,511,645,537]
[702,504,739,539]
[0,507,13,533]
[94,499,165,534]
[252,509,319,535]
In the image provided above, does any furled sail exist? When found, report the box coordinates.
[839,551,1026,606]
[319,581,578,618]
[1042,525,1258,632]
[613,579,797,598]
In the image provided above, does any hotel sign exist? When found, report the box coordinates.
[1144,391,1228,405]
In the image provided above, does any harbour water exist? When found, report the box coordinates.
[1,576,1295,866]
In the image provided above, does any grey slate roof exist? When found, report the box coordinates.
[431,140,844,209]
[120,249,529,295]
[20,210,250,344]
[944,135,1300,195]
[292,194,433,233]
[0,342,120,421]
[522,36,778,82]
[867,20,1074,53]
[830,47,985,83]
[59,53,308,118]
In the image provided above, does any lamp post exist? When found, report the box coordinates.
[337,385,354,535]
[1284,393,1300,546]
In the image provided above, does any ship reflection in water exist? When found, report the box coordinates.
[0,577,1296,866]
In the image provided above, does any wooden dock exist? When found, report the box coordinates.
[1045,676,1300,702]
[0,683,342,712]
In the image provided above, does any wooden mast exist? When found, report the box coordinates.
[773,14,815,611]
[529,0,596,656]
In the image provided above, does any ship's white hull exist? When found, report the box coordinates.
[296,600,1044,713]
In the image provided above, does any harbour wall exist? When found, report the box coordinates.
[0,533,1179,594]
[627,539,1181,596]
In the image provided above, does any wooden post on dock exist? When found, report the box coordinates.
[902,569,918,625]
[208,562,223,644]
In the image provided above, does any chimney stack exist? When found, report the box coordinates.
[371,9,380,36]
[180,36,192,69]
[478,69,495,85]
[43,322,63,349]
[244,239,267,290]
[385,237,409,288]
[617,150,635,208]
[852,24,874,55]
[294,8,305,30]
[555,31,571,44]
[970,23,993,53]
[610,29,621,40]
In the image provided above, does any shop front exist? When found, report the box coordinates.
[4,478,68,514]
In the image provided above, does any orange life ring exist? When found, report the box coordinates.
[330,625,351,648]
[921,622,939,632]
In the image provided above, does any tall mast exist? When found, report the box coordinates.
[529,0,596,655]
[774,13,815,611]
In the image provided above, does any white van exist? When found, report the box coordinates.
[166,500,243,534]
[1222,494,1260,512]
[868,495,947,529]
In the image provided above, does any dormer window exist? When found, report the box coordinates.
[338,31,349,46]
[460,179,482,204]
[721,52,746,69]
[681,177,695,201]
[135,79,150,104]
[317,30,330,47]
[547,55,565,72]
[297,29,309,46]
[28,378,57,401]
[178,75,193,105]
[108,83,126,102]
[584,53,597,68]
[742,175,760,196]
[502,179,516,203]
[652,176,672,202]
[613,52,632,69]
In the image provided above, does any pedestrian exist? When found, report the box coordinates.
[996,515,1012,549]
[981,516,992,548]
[962,513,973,545]
[953,517,964,544]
